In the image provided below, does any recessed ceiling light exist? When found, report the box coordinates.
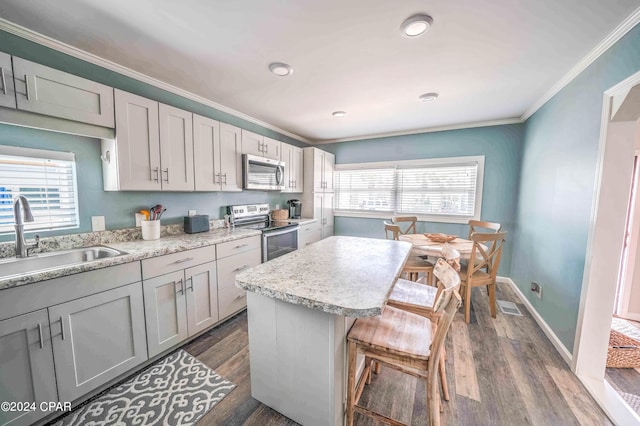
[400,14,433,37]
[332,111,347,117]
[269,62,293,77]
[418,93,438,103]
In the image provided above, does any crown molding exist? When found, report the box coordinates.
[314,118,523,144]
[0,17,311,144]
[521,7,640,122]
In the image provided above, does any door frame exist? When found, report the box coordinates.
[573,70,640,424]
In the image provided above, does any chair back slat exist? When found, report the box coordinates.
[384,221,401,240]
[431,258,461,312]
[468,231,507,279]
[392,216,417,235]
[467,219,501,239]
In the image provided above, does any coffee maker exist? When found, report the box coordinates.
[287,199,302,219]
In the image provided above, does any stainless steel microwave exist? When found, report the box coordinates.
[243,154,285,191]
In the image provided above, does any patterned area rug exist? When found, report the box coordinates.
[621,392,640,416]
[54,350,235,426]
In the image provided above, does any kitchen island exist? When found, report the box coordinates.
[235,236,412,426]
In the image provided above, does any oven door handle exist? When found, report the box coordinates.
[263,226,299,238]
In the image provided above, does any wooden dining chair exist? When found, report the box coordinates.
[346,260,462,426]
[386,257,461,401]
[460,231,507,323]
[392,216,418,234]
[385,221,433,283]
[467,219,501,239]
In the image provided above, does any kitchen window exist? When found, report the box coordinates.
[334,156,484,223]
[0,145,79,235]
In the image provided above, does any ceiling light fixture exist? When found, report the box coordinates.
[332,111,347,117]
[269,62,293,77]
[400,14,433,37]
[418,93,438,103]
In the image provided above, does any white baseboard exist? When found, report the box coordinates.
[497,276,573,365]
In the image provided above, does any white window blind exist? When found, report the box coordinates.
[0,146,79,235]
[334,156,483,222]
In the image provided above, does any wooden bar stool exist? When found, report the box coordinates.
[346,260,461,426]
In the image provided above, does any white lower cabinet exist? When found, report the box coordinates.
[143,261,219,358]
[298,221,323,248]
[49,282,148,403]
[0,309,58,426]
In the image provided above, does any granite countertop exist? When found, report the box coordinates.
[0,227,261,291]
[235,236,412,317]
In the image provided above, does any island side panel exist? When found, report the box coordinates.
[247,292,348,426]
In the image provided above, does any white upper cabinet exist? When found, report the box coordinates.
[193,116,242,192]
[305,147,335,193]
[0,52,16,109]
[323,151,335,192]
[219,123,243,191]
[13,57,114,127]
[281,142,304,193]
[159,103,194,191]
[241,130,281,160]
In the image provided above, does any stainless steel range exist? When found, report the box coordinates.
[227,203,298,262]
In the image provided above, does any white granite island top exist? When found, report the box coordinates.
[235,236,412,317]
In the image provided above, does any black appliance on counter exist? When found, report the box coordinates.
[227,203,298,262]
[287,199,302,219]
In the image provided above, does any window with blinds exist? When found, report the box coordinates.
[334,156,484,222]
[0,146,79,235]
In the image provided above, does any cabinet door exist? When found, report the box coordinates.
[143,271,189,358]
[313,192,324,221]
[219,123,243,191]
[217,248,261,320]
[49,282,147,402]
[193,114,221,191]
[321,192,335,239]
[313,149,324,192]
[281,143,293,192]
[114,89,161,190]
[292,146,304,193]
[185,261,219,336]
[241,129,265,157]
[0,52,16,109]
[13,57,114,127]
[298,223,322,248]
[0,310,57,426]
[323,151,335,192]
[159,104,194,191]
[263,136,281,161]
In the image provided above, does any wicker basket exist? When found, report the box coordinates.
[271,209,289,220]
[607,329,640,368]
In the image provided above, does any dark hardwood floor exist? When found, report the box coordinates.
[185,282,611,425]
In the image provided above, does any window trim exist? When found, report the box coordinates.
[334,155,484,224]
[0,145,80,235]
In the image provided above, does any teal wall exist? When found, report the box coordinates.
[511,24,640,352]
[323,124,524,275]
[0,30,308,242]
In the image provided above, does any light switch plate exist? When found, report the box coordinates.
[188,210,197,216]
[91,216,106,232]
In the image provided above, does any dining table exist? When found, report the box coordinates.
[398,234,480,259]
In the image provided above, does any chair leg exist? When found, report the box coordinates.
[427,368,441,426]
[488,283,497,318]
[439,352,449,401]
[464,284,472,324]
[346,341,357,426]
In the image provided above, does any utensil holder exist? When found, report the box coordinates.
[141,220,161,240]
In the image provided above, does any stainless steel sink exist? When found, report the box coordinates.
[0,246,128,278]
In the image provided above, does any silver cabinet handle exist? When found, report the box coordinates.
[215,172,220,184]
[152,167,160,182]
[185,277,194,292]
[222,173,228,184]
[234,293,247,300]
[233,264,251,273]
[0,67,6,95]
[173,257,194,264]
[175,279,184,294]
[23,74,30,100]
[162,168,169,183]
[264,144,269,154]
[234,243,248,249]
[37,322,44,349]
[57,317,65,341]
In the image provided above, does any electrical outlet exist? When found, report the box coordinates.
[275,204,280,209]
[531,282,542,299]
[91,216,106,232]
[188,210,197,216]
[135,213,145,227]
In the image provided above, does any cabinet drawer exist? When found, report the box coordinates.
[142,246,215,280]
[217,248,261,319]
[217,235,261,259]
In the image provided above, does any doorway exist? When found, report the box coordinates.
[573,72,640,424]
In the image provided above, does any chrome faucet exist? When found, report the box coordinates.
[13,196,38,258]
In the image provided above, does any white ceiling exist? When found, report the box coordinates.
[0,0,638,143]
